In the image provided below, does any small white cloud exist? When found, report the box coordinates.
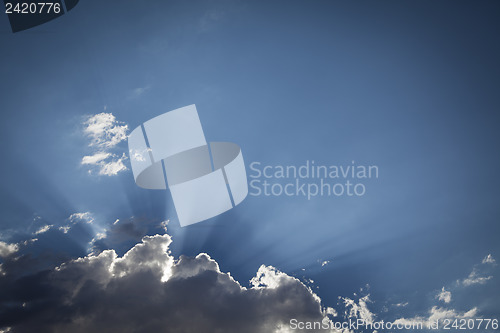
[62,213,95,234]
[81,113,129,177]
[91,231,107,244]
[250,265,296,289]
[325,307,337,317]
[59,226,71,234]
[130,148,150,162]
[482,254,496,265]
[393,306,477,328]
[436,287,451,303]
[83,113,128,149]
[82,152,128,177]
[21,238,37,246]
[34,225,52,235]
[98,155,127,176]
[341,294,375,324]
[394,302,409,307]
[461,269,493,286]
[160,220,169,232]
[456,255,495,287]
[69,212,94,224]
[0,241,19,258]
[81,152,111,165]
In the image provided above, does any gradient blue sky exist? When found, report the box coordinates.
[0,0,499,329]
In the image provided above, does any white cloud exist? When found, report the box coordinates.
[250,264,299,289]
[461,268,493,286]
[57,213,95,234]
[98,154,127,176]
[394,302,409,307]
[130,148,150,162]
[393,306,477,329]
[81,152,111,165]
[391,255,493,330]
[325,306,337,317]
[83,113,128,149]
[82,152,128,176]
[0,241,18,258]
[385,254,495,330]
[81,113,129,176]
[34,225,53,235]
[160,220,169,232]
[482,254,496,265]
[59,226,71,234]
[68,212,94,224]
[341,294,375,324]
[456,255,495,287]
[436,287,451,303]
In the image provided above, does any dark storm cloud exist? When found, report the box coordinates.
[0,234,334,333]
[0,221,496,333]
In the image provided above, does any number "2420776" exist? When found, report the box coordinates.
[5,2,62,14]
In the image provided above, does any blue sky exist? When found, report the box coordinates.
[0,1,499,331]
